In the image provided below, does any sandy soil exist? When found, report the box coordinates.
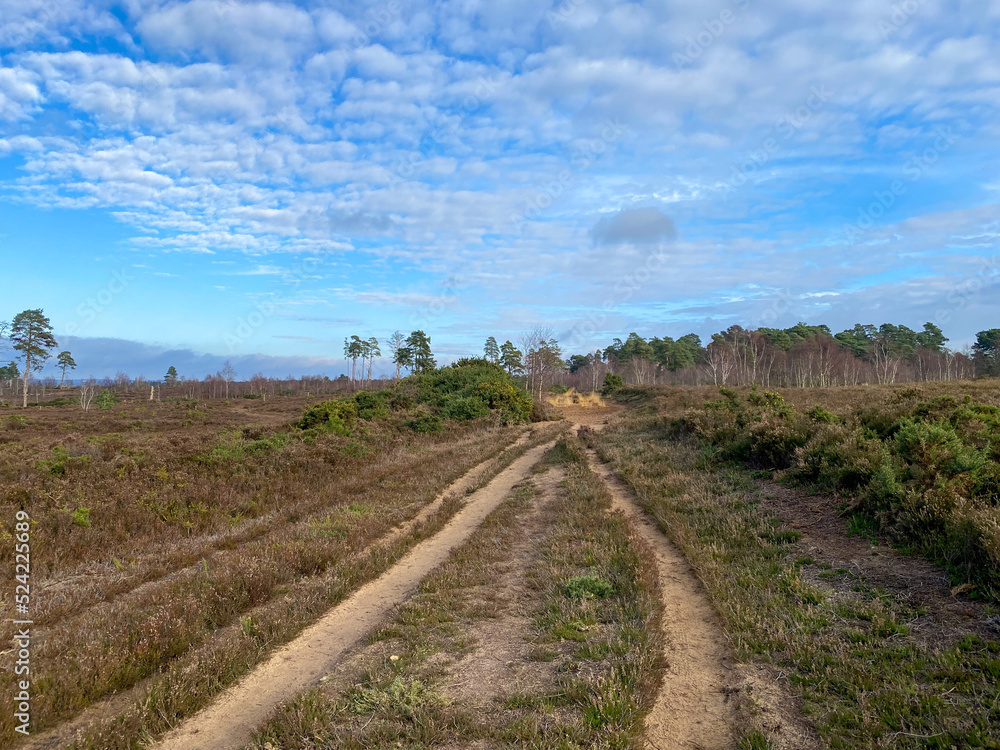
[151,439,557,750]
[582,438,736,750]
[761,482,1000,645]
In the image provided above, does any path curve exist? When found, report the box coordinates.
[153,439,557,750]
[575,422,735,750]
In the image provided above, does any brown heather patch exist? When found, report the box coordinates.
[589,400,1000,749]
[0,396,547,746]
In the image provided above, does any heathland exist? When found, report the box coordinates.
[1,369,998,750]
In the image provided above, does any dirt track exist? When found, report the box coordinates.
[153,439,557,750]
[572,415,735,750]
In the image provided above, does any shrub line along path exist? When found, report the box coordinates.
[152,438,559,750]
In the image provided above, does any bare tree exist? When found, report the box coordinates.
[220,361,236,398]
[80,379,96,411]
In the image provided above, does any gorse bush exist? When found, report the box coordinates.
[295,360,533,435]
[683,387,1000,597]
[296,399,357,434]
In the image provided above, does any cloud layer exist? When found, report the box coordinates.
[0,0,998,371]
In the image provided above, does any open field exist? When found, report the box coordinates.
[591,380,1000,748]
[2,378,999,749]
[0,385,554,746]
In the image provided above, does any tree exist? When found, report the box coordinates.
[484,336,500,364]
[165,365,178,384]
[500,340,522,375]
[366,337,381,384]
[394,344,414,375]
[0,361,18,396]
[344,336,364,388]
[220,361,236,398]
[80,379,96,411]
[973,329,1000,376]
[388,331,407,379]
[11,309,58,407]
[56,351,77,387]
[406,330,436,372]
[916,322,948,353]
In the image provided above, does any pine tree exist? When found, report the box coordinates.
[57,351,77,387]
[11,309,58,407]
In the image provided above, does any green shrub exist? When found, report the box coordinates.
[72,507,91,528]
[441,395,490,421]
[805,405,841,424]
[473,380,532,424]
[5,415,28,430]
[353,390,390,420]
[96,390,119,410]
[405,411,442,433]
[397,360,532,424]
[296,399,357,435]
[687,388,1000,598]
[601,373,624,396]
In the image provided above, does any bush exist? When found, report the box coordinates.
[396,360,533,425]
[72,507,91,528]
[805,405,841,424]
[404,411,442,433]
[473,380,532,424]
[601,373,624,396]
[685,387,1000,597]
[441,395,490,421]
[353,390,390,420]
[296,399,357,435]
[96,390,119,410]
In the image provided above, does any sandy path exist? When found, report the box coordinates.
[19,430,537,750]
[152,439,556,750]
[574,422,735,750]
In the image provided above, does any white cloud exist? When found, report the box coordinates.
[0,0,997,347]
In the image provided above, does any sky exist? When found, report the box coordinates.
[0,0,998,379]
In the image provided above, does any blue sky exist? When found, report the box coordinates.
[0,0,998,379]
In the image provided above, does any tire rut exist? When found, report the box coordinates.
[152,439,557,750]
[576,425,736,750]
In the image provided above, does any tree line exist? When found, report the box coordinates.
[565,322,1000,388]
[4,306,999,408]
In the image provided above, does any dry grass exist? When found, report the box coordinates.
[590,394,1000,749]
[0,395,537,746]
[546,388,608,409]
[249,436,662,749]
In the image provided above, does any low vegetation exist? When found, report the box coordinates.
[592,384,1000,748]
[251,437,661,749]
[0,384,541,745]
[676,384,1000,598]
